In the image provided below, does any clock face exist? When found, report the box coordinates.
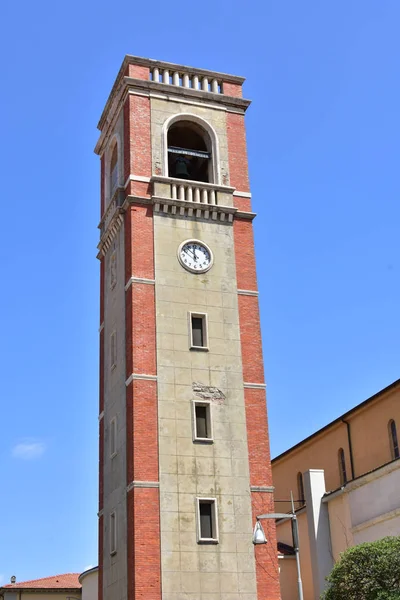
[178,240,213,273]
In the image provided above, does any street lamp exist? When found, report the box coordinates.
[252,493,304,600]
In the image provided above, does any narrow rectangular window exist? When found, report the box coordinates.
[110,417,117,458]
[110,331,117,369]
[193,401,213,442]
[110,250,117,289]
[110,511,117,554]
[189,312,208,350]
[197,498,218,543]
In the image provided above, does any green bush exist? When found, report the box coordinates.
[322,537,400,600]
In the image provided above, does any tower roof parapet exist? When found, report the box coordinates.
[96,55,250,150]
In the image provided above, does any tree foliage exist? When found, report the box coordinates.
[322,537,400,600]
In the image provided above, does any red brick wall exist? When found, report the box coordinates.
[123,94,152,196]
[127,488,161,600]
[124,194,160,600]
[252,495,281,599]
[226,112,250,192]
[223,81,243,98]
[125,63,149,80]
[234,219,258,291]
[239,297,265,384]
[234,213,280,597]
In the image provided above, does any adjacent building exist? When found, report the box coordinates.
[273,378,400,600]
[95,56,280,600]
[0,574,81,600]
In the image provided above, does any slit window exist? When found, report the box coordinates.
[193,401,213,442]
[110,331,117,369]
[190,313,208,350]
[110,144,118,194]
[389,419,399,459]
[110,511,117,554]
[338,448,347,486]
[197,498,218,543]
[297,472,305,506]
[110,417,117,458]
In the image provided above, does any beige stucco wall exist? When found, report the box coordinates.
[154,211,257,600]
[327,493,353,561]
[80,567,98,600]
[3,593,81,600]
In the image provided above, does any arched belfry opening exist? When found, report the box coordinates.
[167,120,212,183]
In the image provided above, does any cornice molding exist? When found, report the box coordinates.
[125,277,155,290]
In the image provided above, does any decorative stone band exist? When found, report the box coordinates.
[99,322,105,332]
[97,212,124,259]
[124,174,151,188]
[153,197,235,222]
[235,210,256,220]
[250,485,275,493]
[243,382,267,389]
[125,373,158,386]
[98,411,104,421]
[237,289,259,296]
[233,191,252,199]
[125,276,155,291]
[127,480,160,492]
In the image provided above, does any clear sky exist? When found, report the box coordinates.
[0,0,399,586]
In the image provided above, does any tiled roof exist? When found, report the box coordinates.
[3,573,81,589]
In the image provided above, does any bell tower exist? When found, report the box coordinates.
[95,56,280,600]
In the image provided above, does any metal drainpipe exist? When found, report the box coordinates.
[342,419,355,480]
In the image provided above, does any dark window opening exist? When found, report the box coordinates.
[297,472,305,506]
[192,316,204,347]
[167,121,212,183]
[195,405,208,439]
[110,145,118,193]
[389,419,399,459]
[338,448,347,486]
[199,500,217,540]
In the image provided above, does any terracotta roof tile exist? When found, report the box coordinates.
[3,573,81,589]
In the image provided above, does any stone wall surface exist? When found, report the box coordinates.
[154,213,257,599]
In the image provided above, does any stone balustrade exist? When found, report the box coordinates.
[151,175,236,222]
[171,181,217,205]
[150,67,222,94]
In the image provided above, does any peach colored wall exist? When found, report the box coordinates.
[273,422,349,510]
[348,387,400,477]
[278,558,296,600]
[276,511,314,600]
[272,385,400,508]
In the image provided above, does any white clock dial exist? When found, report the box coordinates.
[178,240,213,273]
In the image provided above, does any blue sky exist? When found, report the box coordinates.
[0,0,399,585]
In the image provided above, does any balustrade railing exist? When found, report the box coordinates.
[171,182,217,205]
[150,67,222,94]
